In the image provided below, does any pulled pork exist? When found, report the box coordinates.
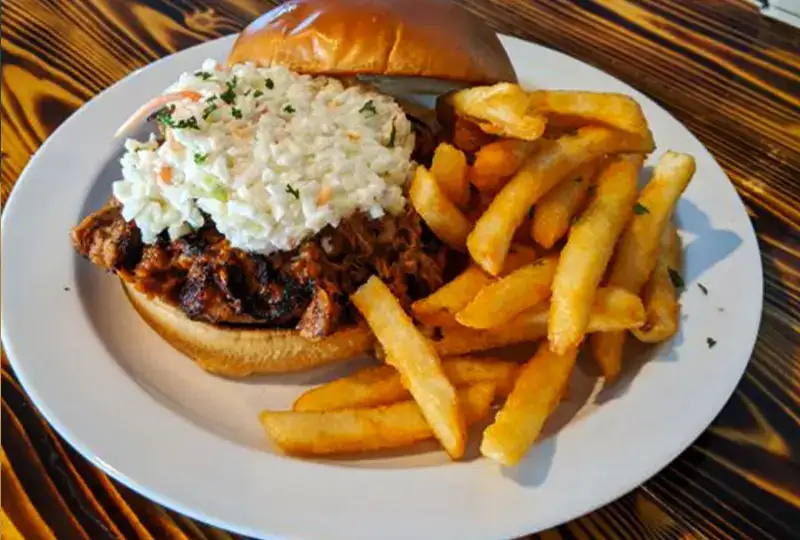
[71,202,447,338]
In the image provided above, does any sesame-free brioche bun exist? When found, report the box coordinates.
[122,281,375,377]
[227,0,517,85]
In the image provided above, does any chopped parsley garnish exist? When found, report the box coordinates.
[202,102,218,120]
[633,202,650,215]
[206,95,218,103]
[253,90,264,98]
[231,107,243,119]
[153,105,199,130]
[265,78,274,89]
[195,71,213,80]
[285,184,300,199]
[668,267,684,290]
[359,100,377,115]
[193,152,208,164]
[388,123,397,147]
[220,76,238,105]
[528,206,535,219]
[571,214,581,226]
[707,337,717,349]
[283,104,296,114]
[243,89,252,97]
[698,282,708,295]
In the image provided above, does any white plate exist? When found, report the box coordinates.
[1,34,762,540]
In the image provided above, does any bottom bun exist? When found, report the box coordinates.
[122,280,375,377]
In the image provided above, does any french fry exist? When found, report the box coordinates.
[632,222,682,343]
[467,126,654,276]
[548,155,643,354]
[411,247,537,327]
[469,139,537,193]
[431,143,470,208]
[351,276,466,458]
[293,356,519,412]
[592,151,696,379]
[481,342,578,466]
[432,287,644,356]
[449,83,547,141]
[410,166,472,250]
[456,255,558,329]
[527,90,653,143]
[531,162,598,249]
[412,266,492,327]
[452,115,495,152]
[262,384,495,456]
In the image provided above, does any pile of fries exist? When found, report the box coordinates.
[260,84,696,467]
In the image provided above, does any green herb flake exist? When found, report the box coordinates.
[174,116,199,130]
[707,337,717,349]
[193,152,209,165]
[633,202,650,215]
[698,282,708,295]
[195,71,213,80]
[265,78,274,89]
[285,184,300,199]
[231,107,243,119]
[528,206,535,220]
[359,100,377,115]
[202,102,218,120]
[253,90,264,98]
[283,104,296,114]
[153,105,176,126]
[243,89,252,97]
[388,123,397,147]
[220,76,238,105]
[668,267,684,290]
[574,176,582,183]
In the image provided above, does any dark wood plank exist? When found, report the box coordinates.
[2,0,798,538]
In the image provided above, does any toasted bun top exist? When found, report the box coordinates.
[227,0,517,85]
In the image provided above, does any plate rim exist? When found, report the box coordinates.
[1,32,763,540]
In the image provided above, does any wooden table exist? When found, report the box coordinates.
[2,1,798,538]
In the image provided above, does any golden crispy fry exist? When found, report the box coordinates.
[467,127,654,276]
[530,162,598,249]
[452,116,496,152]
[410,166,472,250]
[632,222,682,343]
[548,155,643,354]
[411,266,492,327]
[293,356,519,412]
[456,256,558,329]
[432,287,644,356]
[527,91,653,144]
[592,151,696,379]
[262,384,495,456]
[351,276,466,458]
[410,247,537,327]
[469,139,537,193]
[480,342,578,466]
[431,143,470,208]
[449,83,547,141]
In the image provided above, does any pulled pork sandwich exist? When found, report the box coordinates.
[71,0,517,376]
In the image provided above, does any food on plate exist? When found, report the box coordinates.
[469,139,538,193]
[467,126,655,276]
[70,0,516,375]
[530,162,597,249]
[261,383,495,456]
[548,155,642,354]
[481,342,578,466]
[410,247,537,327]
[430,143,470,208]
[527,90,653,142]
[431,286,645,356]
[70,0,701,468]
[352,276,466,458]
[293,356,519,412]
[592,151,696,379]
[410,166,472,250]
[455,255,558,329]
[632,222,682,343]
[447,83,547,140]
